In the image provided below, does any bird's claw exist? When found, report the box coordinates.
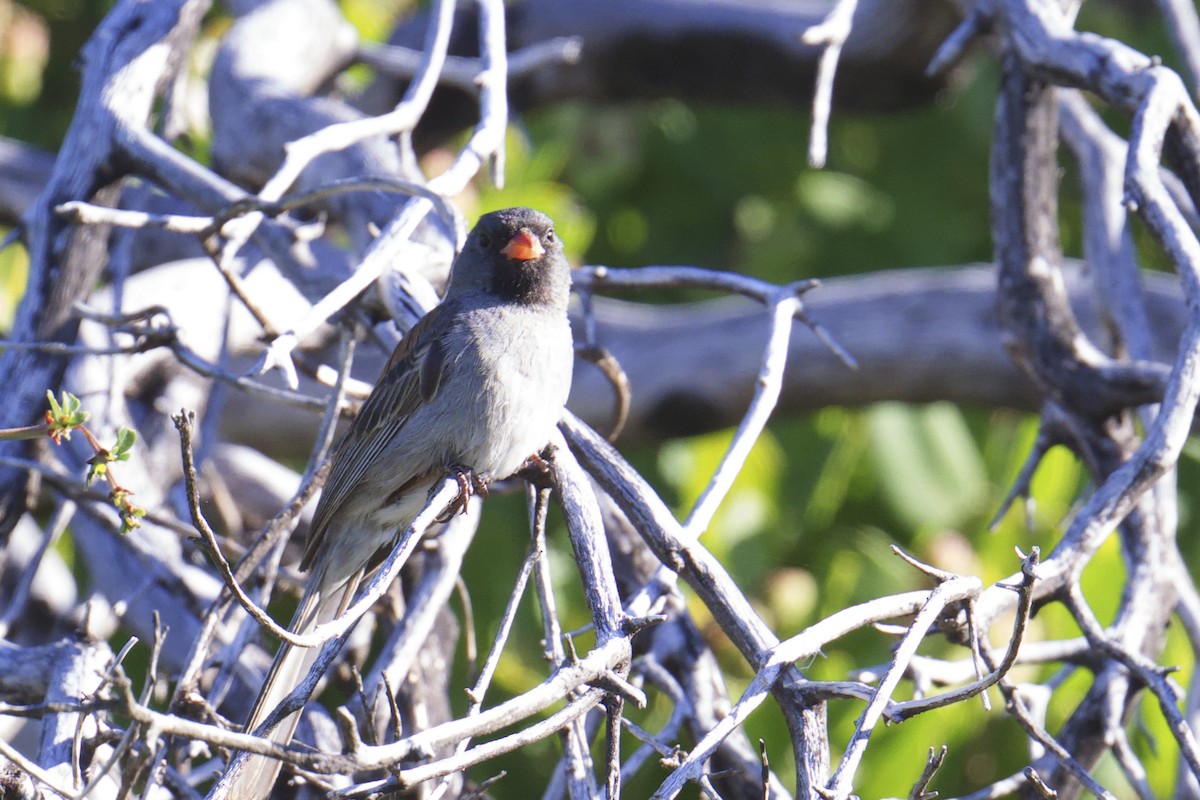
[516,448,555,490]
[437,464,488,522]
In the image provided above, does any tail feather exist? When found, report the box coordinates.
[214,571,351,800]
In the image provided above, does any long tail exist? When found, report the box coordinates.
[212,570,352,800]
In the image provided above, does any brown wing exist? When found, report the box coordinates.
[301,303,454,570]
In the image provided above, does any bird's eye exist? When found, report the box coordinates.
[544,229,556,244]
[477,232,493,249]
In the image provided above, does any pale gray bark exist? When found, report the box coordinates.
[2,0,1200,799]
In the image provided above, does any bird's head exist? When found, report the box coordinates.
[448,207,570,308]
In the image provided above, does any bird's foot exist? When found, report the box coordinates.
[437,464,488,522]
[516,446,556,490]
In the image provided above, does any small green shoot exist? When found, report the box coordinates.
[42,391,145,533]
[44,390,89,443]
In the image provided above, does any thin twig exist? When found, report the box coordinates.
[887,550,1038,722]
[799,0,861,167]
[684,290,802,538]
[824,577,981,800]
[649,584,971,799]
[212,0,457,337]
[331,690,607,798]
[0,736,75,800]
[428,540,539,800]
[249,0,512,386]
[260,0,458,204]
[173,409,458,649]
[1064,583,1200,781]
[605,695,624,800]
[989,415,1060,531]
[0,500,75,638]
[927,2,992,77]
[358,35,582,91]
[910,745,948,800]
[620,658,689,782]
[1109,727,1155,800]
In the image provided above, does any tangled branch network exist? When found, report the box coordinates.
[1,0,1200,798]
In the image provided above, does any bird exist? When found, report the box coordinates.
[224,207,575,799]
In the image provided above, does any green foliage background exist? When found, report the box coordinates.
[2,1,1197,797]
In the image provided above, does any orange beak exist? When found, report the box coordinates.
[500,229,545,261]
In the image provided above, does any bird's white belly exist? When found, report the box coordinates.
[477,339,569,476]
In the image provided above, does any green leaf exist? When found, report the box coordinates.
[118,502,145,534]
[46,390,88,428]
[794,171,894,233]
[866,402,987,534]
[113,427,137,459]
[45,389,61,418]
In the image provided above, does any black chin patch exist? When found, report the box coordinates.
[492,258,558,305]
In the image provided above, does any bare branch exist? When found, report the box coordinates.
[910,745,948,800]
[800,0,861,167]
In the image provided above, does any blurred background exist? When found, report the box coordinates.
[0,1,1194,796]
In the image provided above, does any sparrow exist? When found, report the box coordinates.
[225,207,574,799]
